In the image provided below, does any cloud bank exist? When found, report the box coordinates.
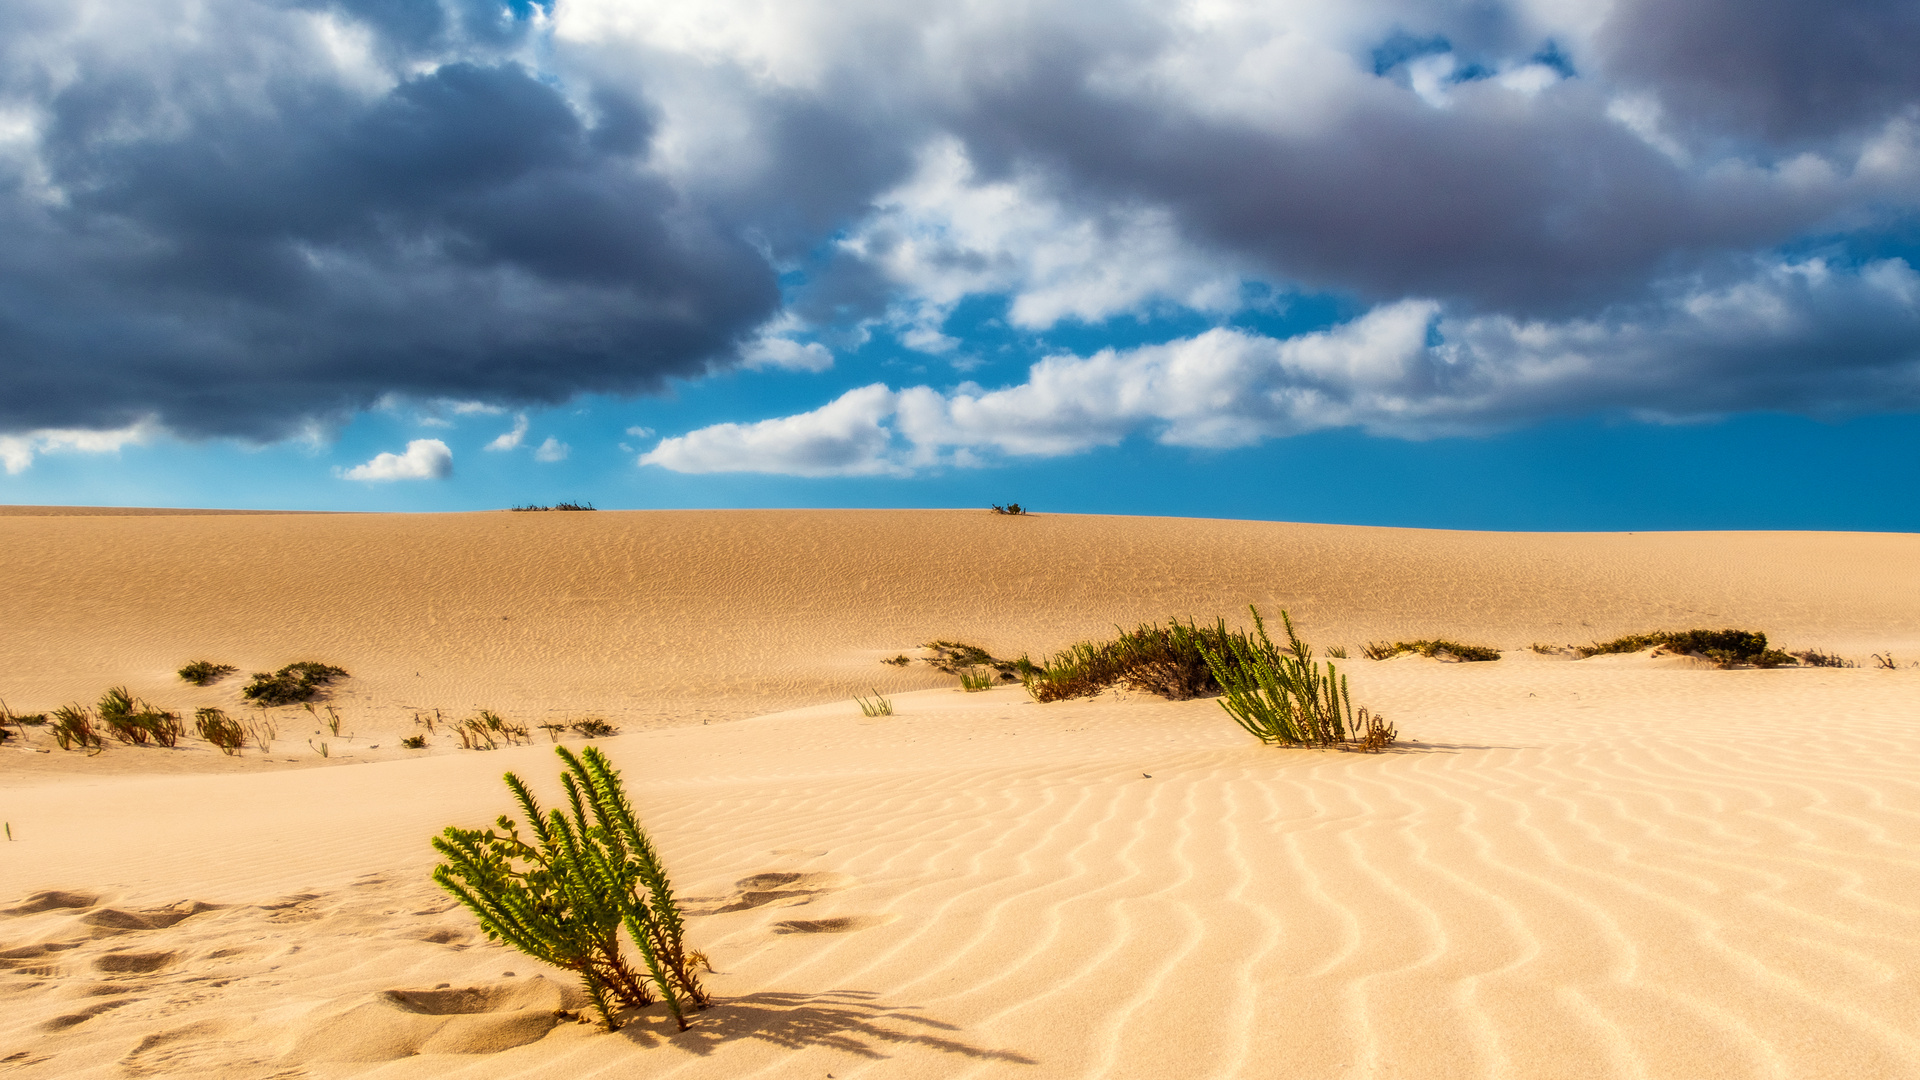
[3,0,1920,468]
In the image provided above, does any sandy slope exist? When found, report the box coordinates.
[4,510,1920,1078]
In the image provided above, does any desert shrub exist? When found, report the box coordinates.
[1361,640,1501,662]
[99,686,184,747]
[50,704,103,753]
[990,503,1028,515]
[458,711,531,750]
[959,668,996,692]
[1326,645,1349,659]
[1873,653,1899,670]
[178,660,237,686]
[571,718,618,739]
[432,746,710,1030]
[1024,617,1250,703]
[881,654,911,666]
[512,501,596,511]
[1198,606,1396,752]
[242,662,348,706]
[1792,649,1854,668]
[2,703,47,727]
[1530,643,1568,655]
[855,690,893,717]
[1579,630,1796,668]
[401,734,428,750]
[194,707,247,756]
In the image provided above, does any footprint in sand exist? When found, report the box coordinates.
[770,915,897,935]
[289,976,583,1062]
[685,871,856,915]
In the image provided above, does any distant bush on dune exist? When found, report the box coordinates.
[1578,630,1796,668]
[242,662,348,706]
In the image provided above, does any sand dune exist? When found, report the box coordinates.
[4,510,1920,1077]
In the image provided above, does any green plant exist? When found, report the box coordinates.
[920,641,1035,682]
[959,668,995,692]
[1530,643,1567,655]
[571,718,618,739]
[51,704,103,753]
[1023,617,1242,703]
[1361,640,1501,662]
[511,501,596,511]
[195,707,247,756]
[431,746,710,1030]
[855,690,893,717]
[401,734,428,750]
[309,739,331,758]
[540,722,568,742]
[1326,645,1349,659]
[1578,630,1796,668]
[881,654,912,666]
[178,660,238,686]
[242,662,349,706]
[990,503,1027,515]
[98,686,184,747]
[249,711,276,753]
[1198,606,1395,752]
[1792,649,1854,669]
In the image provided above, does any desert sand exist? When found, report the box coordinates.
[3,508,1919,1078]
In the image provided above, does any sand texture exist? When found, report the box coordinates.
[4,510,1920,1078]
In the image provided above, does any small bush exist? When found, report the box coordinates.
[959,668,995,692]
[990,503,1028,515]
[242,662,349,706]
[855,690,893,717]
[1362,640,1501,662]
[1579,630,1796,668]
[881,654,912,666]
[432,746,710,1030]
[1326,645,1349,659]
[1197,606,1395,752]
[511,501,596,511]
[195,707,247,756]
[178,660,238,686]
[1025,618,1244,703]
[1792,649,1854,669]
[571,718,618,739]
[1530,643,1567,655]
[50,704,103,753]
[2,703,47,727]
[99,686,184,747]
[401,734,428,749]
[458,710,531,750]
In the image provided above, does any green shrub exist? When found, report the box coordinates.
[511,501,596,511]
[1361,640,1501,662]
[1198,607,1396,752]
[242,662,349,706]
[99,686,184,747]
[1024,617,1249,703]
[920,641,1036,683]
[401,734,428,750]
[1578,630,1796,668]
[880,654,912,666]
[990,503,1028,515]
[178,661,237,686]
[195,707,247,756]
[50,704,103,753]
[855,690,893,717]
[570,718,618,739]
[959,668,995,692]
[432,746,710,1030]
[1792,649,1853,668]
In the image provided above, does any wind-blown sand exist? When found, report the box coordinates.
[4,509,1919,1077]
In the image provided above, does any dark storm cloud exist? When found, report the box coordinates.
[0,1,777,440]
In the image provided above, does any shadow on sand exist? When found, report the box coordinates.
[610,989,1036,1064]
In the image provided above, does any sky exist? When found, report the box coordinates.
[2,0,1918,529]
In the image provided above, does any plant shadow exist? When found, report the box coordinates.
[614,989,1036,1064]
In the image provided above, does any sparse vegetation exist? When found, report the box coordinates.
[990,503,1028,515]
[1578,630,1796,668]
[855,690,893,717]
[1531,642,1568,655]
[1873,652,1899,670]
[401,734,428,750]
[50,704,103,753]
[1199,607,1396,751]
[511,501,596,511]
[1792,649,1854,669]
[2,702,47,729]
[194,707,247,756]
[99,686,185,747]
[920,641,1036,683]
[570,718,618,739]
[1326,645,1349,659]
[1362,640,1501,662]
[959,668,996,692]
[1023,618,1247,703]
[881,654,912,666]
[432,746,710,1030]
[178,660,237,686]
[242,662,349,706]
[458,710,532,750]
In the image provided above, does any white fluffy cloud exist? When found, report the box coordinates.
[337,439,453,481]
[642,258,1920,475]
[0,420,157,475]
[533,436,571,462]
[486,415,531,452]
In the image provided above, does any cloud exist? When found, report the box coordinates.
[642,258,1920,474]
[338,438,453,481]
[0,420,156,475]
[532,436,570,462]
[486,414,531,451]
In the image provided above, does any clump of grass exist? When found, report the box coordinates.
[921,641,1036,683]
[1792,649,1854,669]
[242,662,349,706]
[1530,642,1568,655]
[51,704,103,753]
[1023,617,1247,703]
[855,690,893,717]
[1872,652,1899,670]
[178,660,238,686]
[1578,630,1796,668]
[880,654,912,667]
[99,686,184,747]
[2,702,47,730]
[1362,640,1501,662]
[401,734,428,749]
[458,710,531,750]
[195,707,247,756]
[432,746,710,1030]
[571,718,618,739]
[1326,645,1349,659]
[511,501,596,511]
[1198,606,1395,752]
[959,668,996,692]
[990,503,1028,515]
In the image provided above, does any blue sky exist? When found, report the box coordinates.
[3,0,1918,529]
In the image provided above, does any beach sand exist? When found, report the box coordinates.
[3,509,1919,1077]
